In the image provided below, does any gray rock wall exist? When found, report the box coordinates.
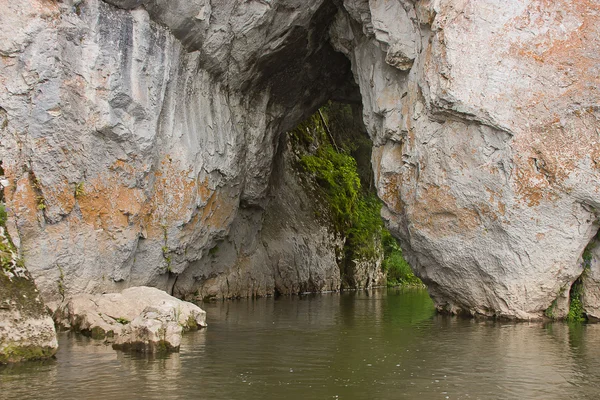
[174,135,344,300]
[332,0,600,319]
[1,0,599,319]
[0,0,357,302]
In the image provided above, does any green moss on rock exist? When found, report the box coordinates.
[289,103,421,288]
[0,203,58,364]
[0,343,57,364]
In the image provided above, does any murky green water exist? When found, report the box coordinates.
[2,288,600,399]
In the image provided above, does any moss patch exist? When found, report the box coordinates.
[565,241,595,323]
[185,315,199,331]
[381,230,423,287]
[566,277,586,323]
[0,343,56,364]
[0,204,6,227]
[289,102,421,287]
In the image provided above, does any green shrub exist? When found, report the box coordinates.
[300,145,360,231]
[566,278,586,323]
[381,229,422,286]
[291,104,421,287]
[74,182,85,198]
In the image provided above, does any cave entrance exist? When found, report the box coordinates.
[274,101,420,290]
[167,0,423,299]
[238,0,421,292]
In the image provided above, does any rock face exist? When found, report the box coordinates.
[174,134,345,300]
[54,286,207,346]
[0,0,361,302]
[0,226,58,363]
[113,305,186,353]
[1,0,599,319]
[332,0,600,319]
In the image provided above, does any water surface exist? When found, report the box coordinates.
[2,288,599,399]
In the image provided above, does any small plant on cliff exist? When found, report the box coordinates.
[544,286,565,320]
[0,203,7,226]
[36,196,46,210]
[544,299,557,319]
[161,225,173,273]
[0,241,13,272]
[566,248,594,322]
[74,182,85,198]
[209,245,219,256]
[162,246,172,273]
[28,171,48,212]
[56,264,66,301]
[566,278,586,323]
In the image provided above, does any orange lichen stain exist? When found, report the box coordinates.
[197,176,212,204]
[536,233,546,241]
[478,202,497,222]
[512,112,599,207]
[501,0,600,209]
[373,142,410,215]
[41,180,76,215]
[497,201,506,216]
[506,0,600,118]
[199,190,237,229]
[485,187,506,219]
[77,177,145,231]
[486,187,497,204]
[146,157,198,230]
[109,160,136,175]
[513,165,544,208]
[410,184,481,237]
[140,156,239,240]
[34,0,60,16]
[379,174,404,215]
[9,174,40,226]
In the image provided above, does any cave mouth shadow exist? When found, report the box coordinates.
[267,99,420,291]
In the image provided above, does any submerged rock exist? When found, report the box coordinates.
[113,305,185,353]
[54,286,206,351]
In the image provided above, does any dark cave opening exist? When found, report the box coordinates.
[273,100,420,290]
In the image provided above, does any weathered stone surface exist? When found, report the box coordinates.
[583,236,600,320]
[331,0,600,319]
[175,133,351,300]
[0,0,354,301]
[1,0,600,320]
[0,227,58,363]
[348,256,386,290]
[112,305,184,353]
[54,286,206,341]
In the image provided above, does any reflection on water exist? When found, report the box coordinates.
[2,288,600,399]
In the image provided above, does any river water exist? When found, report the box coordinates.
[1,288,600,399]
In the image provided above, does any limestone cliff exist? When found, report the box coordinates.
[0,212,57,363]
[331,0,600,319]
[0,0,599,319]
